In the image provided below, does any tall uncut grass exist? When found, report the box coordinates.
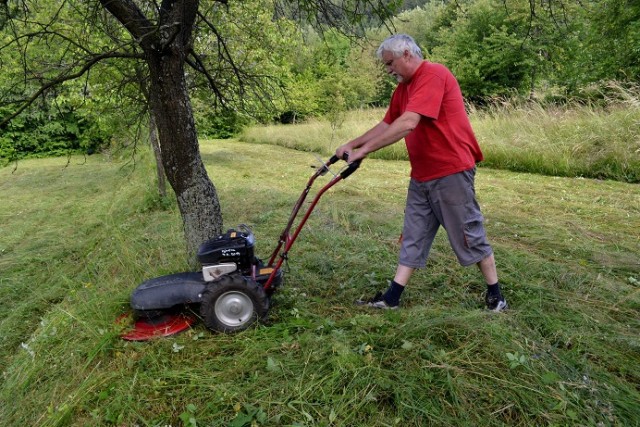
[1,135,638,426]
[241,108,410,162]
[241,87,640,183]
[473,96,640,183]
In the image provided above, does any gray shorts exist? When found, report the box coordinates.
[399,168,493,268]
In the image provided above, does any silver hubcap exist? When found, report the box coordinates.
[214,291,254,327]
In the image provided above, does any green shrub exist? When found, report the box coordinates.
[0,101,111,163]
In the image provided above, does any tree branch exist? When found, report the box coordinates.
[0,51,142,128]
[186,49,226,105]
[98,0,158,50]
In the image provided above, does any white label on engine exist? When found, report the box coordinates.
[221,249,241,257]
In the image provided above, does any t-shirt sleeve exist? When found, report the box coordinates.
[405,73,445,120]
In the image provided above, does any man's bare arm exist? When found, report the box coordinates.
[346,111,421,162]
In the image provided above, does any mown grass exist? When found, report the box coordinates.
[1,136,638,426]
[241,96,640,183]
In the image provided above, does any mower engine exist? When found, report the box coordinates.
[198,228,256,281]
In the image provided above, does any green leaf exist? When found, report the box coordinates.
[266,356,280,372]
[541,371,561,385]
[229,412,253,427]
[178,411,197,427]
[329,408,337,423]
[401,340,414,350]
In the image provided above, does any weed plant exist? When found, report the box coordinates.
[1,138,638,426]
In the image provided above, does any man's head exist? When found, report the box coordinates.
[376,34,424,83]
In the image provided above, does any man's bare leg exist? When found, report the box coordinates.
[393,264,415,286]
[477,253,498,285]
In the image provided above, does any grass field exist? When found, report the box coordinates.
[1,133,638,426]
[241,101,640,183]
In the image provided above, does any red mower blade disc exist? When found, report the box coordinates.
[120,313,197,341]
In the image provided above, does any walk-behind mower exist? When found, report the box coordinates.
[120,154,360,341]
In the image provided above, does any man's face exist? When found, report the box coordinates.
[381,50,409,83]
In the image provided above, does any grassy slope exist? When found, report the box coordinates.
[1,141,639,426]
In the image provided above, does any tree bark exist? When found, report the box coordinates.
[147,51,223,259]
[149,109,167,199]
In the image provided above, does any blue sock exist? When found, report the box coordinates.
[383,280,405,306]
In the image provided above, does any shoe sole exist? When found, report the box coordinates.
[354,299,399,310]
[488,300,508,312]
[367,302,399,310]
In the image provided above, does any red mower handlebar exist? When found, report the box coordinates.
[263,152,362,291]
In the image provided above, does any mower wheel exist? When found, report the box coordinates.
[200,274,269,333]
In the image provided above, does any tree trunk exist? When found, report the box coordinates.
[149,109,167,199]
[147,52,223,260]
[96,0,223,262]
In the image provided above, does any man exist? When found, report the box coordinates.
[336,34,507,312]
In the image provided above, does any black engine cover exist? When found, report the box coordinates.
[197,228,255,269]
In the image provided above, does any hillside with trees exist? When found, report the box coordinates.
[2,0,638,154]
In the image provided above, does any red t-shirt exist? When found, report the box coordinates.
[383,61,483,182]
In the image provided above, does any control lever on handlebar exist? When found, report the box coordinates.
[316,152,361,178]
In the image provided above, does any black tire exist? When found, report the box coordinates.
[200,275,269,333]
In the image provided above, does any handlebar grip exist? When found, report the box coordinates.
[340,159,361,179]
[328,153,350,164]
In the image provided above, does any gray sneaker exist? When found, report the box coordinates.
[356,292,399,310]
[486,295,508,312]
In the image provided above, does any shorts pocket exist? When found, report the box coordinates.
[463,217,486,248]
